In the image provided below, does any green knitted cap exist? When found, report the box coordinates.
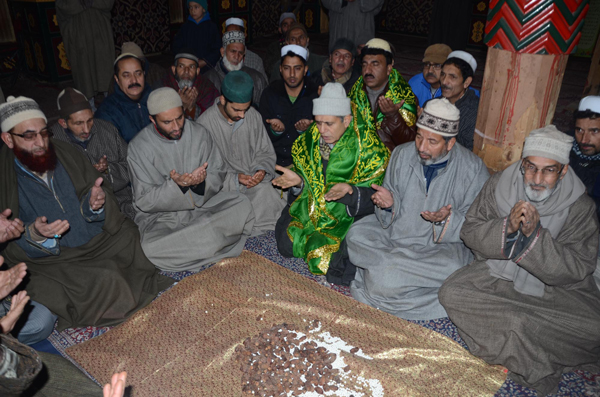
[222,71,254,104]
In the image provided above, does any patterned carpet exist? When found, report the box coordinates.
[47,231,599,396]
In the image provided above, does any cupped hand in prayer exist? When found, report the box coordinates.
[180,86,198,111]
[170,164,206,188]
[0,259,26,301]
[378,97,404,117]
[371,184,394,209]
[421,204,452,223]
[94,155,109,173]
[0,208,24,243]
[103,371,127,397]
[272,165,302,189]
[34,216,70,239]
[0,290,29,334]
[191,162,208,184]
[266,119,285,133]
[324,183,353,201]
[90,177,106,211]
[508,200,539,237]
[295,119,313,132]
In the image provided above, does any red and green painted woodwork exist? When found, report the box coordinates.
[485,0,590,54]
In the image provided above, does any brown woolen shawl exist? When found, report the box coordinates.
[0,139,173,330]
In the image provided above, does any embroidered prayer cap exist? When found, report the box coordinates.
[187,0,207,10]
[57,87,91,120]
[121,42,145,59]
[175,50,199,64]
[416,98,460,137]
[223,30,245,48]
[579,96,600,114]
[0,96,47,133]
[281,44,307,61]
[222,71,254,104]
[330,38,356,57]
[447,50,477,73]
[522,125,573,165]
[364,38,392,54]
[313,83,351,117]
[423,44,452,65]
[226,17,244,28]
[279,12,297,26]
[147,87,183,116]
[114,52,140,66]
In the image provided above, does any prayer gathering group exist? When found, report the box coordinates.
[1,0,600,395]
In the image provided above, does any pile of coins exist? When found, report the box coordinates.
[235,322,348,396]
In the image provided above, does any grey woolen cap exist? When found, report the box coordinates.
[147,87,183,116]
[313,83,351,116]
[522,125,573,165]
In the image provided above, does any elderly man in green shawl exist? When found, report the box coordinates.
[349,38,418,152]
[273,82,389,285]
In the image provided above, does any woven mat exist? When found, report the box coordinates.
[65,250,506,396]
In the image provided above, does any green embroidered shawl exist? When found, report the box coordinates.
[349,68,417,131]
[288,103,390,275]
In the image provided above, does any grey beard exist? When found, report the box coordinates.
[223,56,243,71]
[418,147,448,166]
[524,181,555,203]
[177,79,194,89]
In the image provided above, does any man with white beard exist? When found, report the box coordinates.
[439,125,600,395]
[204,31,267,107]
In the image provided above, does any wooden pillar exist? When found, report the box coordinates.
[474,0,590,172]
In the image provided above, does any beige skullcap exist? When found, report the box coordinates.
[522,125,573,165]
[364,38,392,54]
[416,98,460,137]
[114,52,140,66]
[121,42,145,59]
[147,87,183,116]
[0,96,47,133]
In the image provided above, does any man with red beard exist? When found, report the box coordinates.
[0,96,173,332]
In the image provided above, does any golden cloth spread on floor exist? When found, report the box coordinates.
[66,251,506,396]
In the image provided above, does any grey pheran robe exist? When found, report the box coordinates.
[321,0,385,50]
[128,120,255,271]
[198,101,285,233]
[347,142,489,320]
[439,172,600,395]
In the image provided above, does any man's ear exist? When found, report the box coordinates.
[303,65,309,76]
[149,115,156,127]
[387,63,393,75]
[560,164,569,180]
[343,114,353,128]
[58,119,68,129]
[219,95,226,106]
[171,65,176,75]
[446,136,457,152]
[1,132,13,149]
[220,47,225,58]
[464,76,473,89]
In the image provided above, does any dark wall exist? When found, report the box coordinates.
[112,0,171,55]
[377,0,434,37]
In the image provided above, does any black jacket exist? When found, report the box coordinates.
[259,78,319,167]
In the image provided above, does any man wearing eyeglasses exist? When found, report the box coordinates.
[408,44,452,107]
[312,38,360,94]
[440,125,600,395]
[0,95,173,333]
[157,51,219,121]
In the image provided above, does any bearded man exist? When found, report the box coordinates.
[347,98,489,318]
[0,96,173,331]
[439,125,600,395]
[204,31,267,106]
[158,51,219,121]
[128,88,255,271]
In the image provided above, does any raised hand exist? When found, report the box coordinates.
[294,119,313,132]
[378,97,404,116]
[266,119,285,133]
[371,184,394,209]
[421,204,452,223]
[0,290,30,334]
[33,216,70,239]
[103,371,127,397]
[324,183,353,202]
[170,169,201,188]
[180,86,198,111]
[0,259,26,300]
[272,165,302,189]
[0,209,24,243]
[89,177,106,211]
[191,162,208,184]
[94,155,109,173]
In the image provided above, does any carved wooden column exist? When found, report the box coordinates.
[474,0,590,172]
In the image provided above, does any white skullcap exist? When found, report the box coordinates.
[579,96,600,113]
[313,83,351,116]
[147,87,183,115]
[281,44,307,61]
[447,50,477,73]
[114,52,140,66]
[0,96,47,133]
[416,98,460,137]
[226,17,244,28]
[522,125,573,165]
[364,38,392,53]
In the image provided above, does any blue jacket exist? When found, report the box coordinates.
[95,84,152,143]
[408,73,480,107]
[172,12,221,72]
